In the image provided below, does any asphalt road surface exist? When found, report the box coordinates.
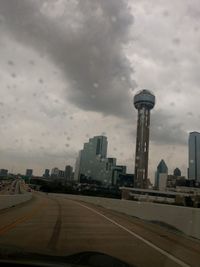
[0,192,200,267]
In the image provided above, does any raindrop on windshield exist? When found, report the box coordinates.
[11,73,16,78]
[29,60,35,65]
[39,78,44,84]
[111,16,117,22]
[93,82,99,88]
[8,60,14,66]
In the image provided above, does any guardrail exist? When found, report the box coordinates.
[64,194,200,240]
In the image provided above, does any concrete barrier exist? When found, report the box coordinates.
[0,193,32,210]
[63,194,200,240]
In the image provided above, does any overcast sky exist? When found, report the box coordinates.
[0,0,200,181]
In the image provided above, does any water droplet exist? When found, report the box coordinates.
[111,16,117,22]
[93,82,99,88]
[172,38,180,45]
[39,78,44,84]
[163,10,169,17]
[11,73,16,78]
[29,60,35,65]
[8,60,14,66]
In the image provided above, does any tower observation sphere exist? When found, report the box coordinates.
[134,89,155,110]
[133,89,155,189]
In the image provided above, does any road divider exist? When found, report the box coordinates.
[0,193,32,210]
[64,194,200,240]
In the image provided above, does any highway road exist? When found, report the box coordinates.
[0,179,20,195]
[0,179,28,195]
[0,192,200,267]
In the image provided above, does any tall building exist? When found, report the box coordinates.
[26,169,33,177]
[188,132,200,183]
[51,167,59,178]
[74,136,116,185]
[0,169,8,178]
[158,173,168,191]
[43,169,50,178]
[51,168,66,179]
[64,165,73,181]
[112,165,127,185]
[58,170,65,178]
[173,168,181,177]
[155,159,168,190]
[74,150,82,181]
[133,89,155,189]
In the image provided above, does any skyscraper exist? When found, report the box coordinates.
[51,167,59,178]
[173,168,181,177]
[43,169,50,178]
[74,136,116,184]
[64,165,73,181]
[26,169,33,177]
[133,89,155,189]
[155,159,168,190]
[188,132,200,183]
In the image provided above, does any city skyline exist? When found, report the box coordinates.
[0,1,200,181]
[0,131,191,181]
[1,129,199,190]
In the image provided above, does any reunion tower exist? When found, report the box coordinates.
[133,89,155,189]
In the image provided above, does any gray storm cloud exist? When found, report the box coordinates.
[150,111,187,145]
[0,0,135,117]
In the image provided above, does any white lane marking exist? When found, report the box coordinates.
[75,201,191,267]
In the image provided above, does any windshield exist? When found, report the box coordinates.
[0,1,200,267]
